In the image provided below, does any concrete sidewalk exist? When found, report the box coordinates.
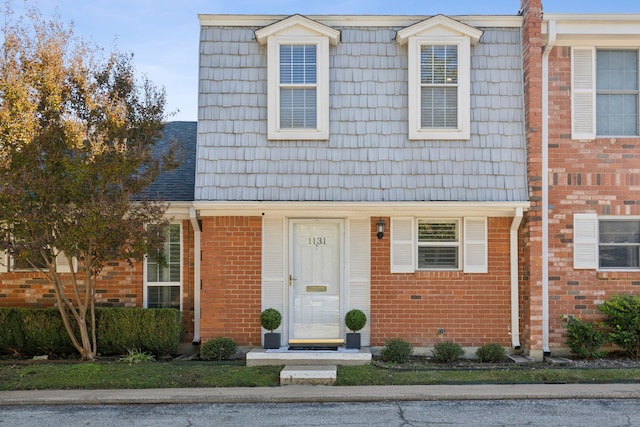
[2,383,640,405]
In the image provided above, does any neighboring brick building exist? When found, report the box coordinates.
[540,10,640,354]
[2,1,640,361]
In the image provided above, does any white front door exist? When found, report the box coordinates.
[289,219,343,344]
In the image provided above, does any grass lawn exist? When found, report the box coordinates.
[2,360,640,390]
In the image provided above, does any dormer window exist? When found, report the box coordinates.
[256,15,340,141]
[397,15,482,141]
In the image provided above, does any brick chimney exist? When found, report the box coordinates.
[520,0,545,360]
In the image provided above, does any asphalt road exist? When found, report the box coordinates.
[2,399,640,426]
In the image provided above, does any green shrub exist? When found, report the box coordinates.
[598,295,640,358]
[96,307,183,356]
[0,307,183,358]
[562,315,605,359]
[200,337,237,361]
[96,307,140,355]
[431,341,465,364]
[475,343,507,363]
[344,309,367,333]
[138,308,184,356]
[380,338,413,364]
[19,308,75,356]
[260,308,282,332]
[0,308,26,355]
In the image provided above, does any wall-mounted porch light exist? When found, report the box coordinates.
[376,218,386,240]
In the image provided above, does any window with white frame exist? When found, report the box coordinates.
[574,214,640,270]
[1,227,72,272]
[396,15,482,141]
[145,223,181,309]
[417,219,460,269]
[599,219,640,269]
[390,217,487,273]
[255,15,339,141]
[572,47,639,139]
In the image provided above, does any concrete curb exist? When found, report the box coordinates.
[2,384,640,406]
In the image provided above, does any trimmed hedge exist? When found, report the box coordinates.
[0,307,184,357]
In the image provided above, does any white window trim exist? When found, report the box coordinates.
[255,15,339,141]
[416,218,461,271]
[397,15,481,141]
[3,241,75,273]
[571,46,640,140]
[575,214,640,272]
[266,35,329,140]
[407,36,471,141]
[143,223,183,310]
[390,216,488,273]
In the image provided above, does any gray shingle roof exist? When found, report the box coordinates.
[138,121,197,202]
[196,23,528,203]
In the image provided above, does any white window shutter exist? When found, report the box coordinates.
[262,217,285,331]
[390,217,414,273]
[574,213,598,269]
[0,249,7,272]
[571,47,596,140]
[348,218,371,346]
[55,250,77,273]
[463,217,488,273]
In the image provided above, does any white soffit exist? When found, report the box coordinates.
[543,14,640,46]
[193,201,530,218]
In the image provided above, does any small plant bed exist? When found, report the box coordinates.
[371,352,640,371]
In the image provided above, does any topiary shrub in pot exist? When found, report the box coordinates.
[260,308,282,349]
[344,309,367,349]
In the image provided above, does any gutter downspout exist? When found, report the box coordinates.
[189,207,201,344]
[541,19,556,356]
[510,207,523,349]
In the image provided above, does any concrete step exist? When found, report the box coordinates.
[246,347,371,367]
[545,355,573,365]
[280,365,337,385]
[507,354,535,364]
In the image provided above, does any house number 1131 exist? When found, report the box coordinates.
[309,237,326,246]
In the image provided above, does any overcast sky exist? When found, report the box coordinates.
[10,1,640,122]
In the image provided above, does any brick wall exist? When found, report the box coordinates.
[546,46,640,349]
[0,262,141,308]
[199,216,263,345]
[371,217,513,348]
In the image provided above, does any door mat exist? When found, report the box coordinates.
[288,346,338,351]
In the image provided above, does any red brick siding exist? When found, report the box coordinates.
[199,216,262,345]
[546,45,640,349]
[371,217,513,348]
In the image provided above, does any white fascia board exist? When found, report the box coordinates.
[396,14,483,46]
[255,14,340,45]
[193,201,530,218]
[128,201,193,220]
[164,202,194,220]
[542,15,640,46]
[199,14,522,29]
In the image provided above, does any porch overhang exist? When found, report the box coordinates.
[193,201,530,218]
